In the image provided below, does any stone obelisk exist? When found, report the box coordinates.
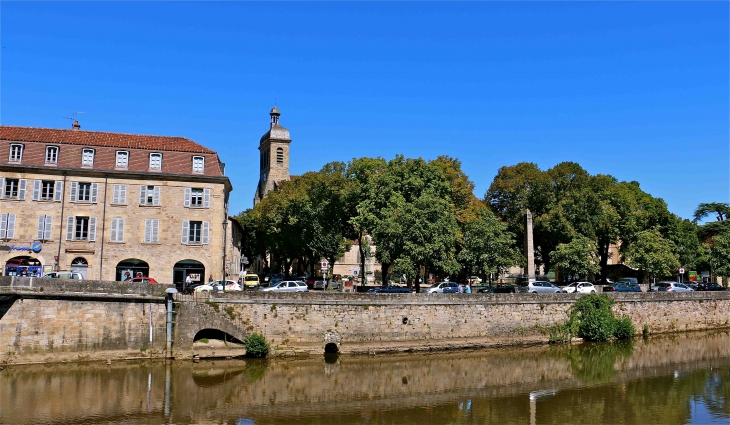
[525,209,536,282]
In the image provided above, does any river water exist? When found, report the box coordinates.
[1,330,729,425]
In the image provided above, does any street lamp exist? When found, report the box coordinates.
[222,219,228,292]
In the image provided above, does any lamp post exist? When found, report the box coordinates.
[222,219,228,292]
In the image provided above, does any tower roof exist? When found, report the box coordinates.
[260,106,290,144]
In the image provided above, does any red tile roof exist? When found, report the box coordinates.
[0,125,216,154]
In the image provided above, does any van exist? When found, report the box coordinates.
[243,273,260,290]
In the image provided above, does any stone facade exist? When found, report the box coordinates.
[253,107,291,205]
[0,125,235,285]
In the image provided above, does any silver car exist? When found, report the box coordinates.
[653,281,694,293]
[518,281,563,294]
[261,280,309,292]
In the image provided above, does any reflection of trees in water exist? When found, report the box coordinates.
[552,339,635,385]
[697,368,730,418]
[191,359,269,388]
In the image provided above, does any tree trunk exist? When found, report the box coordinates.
[358,232,366,287]
[381,262,390,287]
[414,265,421,293]
[598,239,610,283]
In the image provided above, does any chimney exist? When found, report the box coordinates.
[72,120,81,131]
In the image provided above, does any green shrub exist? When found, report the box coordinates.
[613,317,636,340]
[244,333,270,358]
[568,295,617,342]
[548,324,572,344]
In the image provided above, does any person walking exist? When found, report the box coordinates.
[465,282,472,294]
[208,274,213,283]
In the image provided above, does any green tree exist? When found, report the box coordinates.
[623,229,680,282]
[707,231,730,285]
[550,235,600,281]
[457,207,520,281]
[694,202,730,240]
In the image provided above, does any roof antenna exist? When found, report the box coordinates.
[63,111,84,130]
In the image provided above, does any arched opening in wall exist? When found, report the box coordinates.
[193,328,245,345]
[70,257,88,279]
[324,342,339,354]
[116,258,150,281]
[4,256,42,277]
[276,147,283,165]
[173,259,205,292]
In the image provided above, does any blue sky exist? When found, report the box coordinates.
[2,2,728,220]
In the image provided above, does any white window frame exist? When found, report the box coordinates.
[67,216,96,241]
[139,185,161,206]
[32,180,56,201]
[149,153,162,171]
[110,218,125,242]
[192,156,205,174]
[8,144,23,163]
[1,178,26,200]
[82,148,95,167]
[182,220,209,245]
[115,151,129,169]
[45,146,59,165]
[0,213,16,239]
[184,187,210,208]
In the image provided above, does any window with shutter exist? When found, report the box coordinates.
[203,188,211,208]
[18,179,26,200]
[151,219,159,243]
[90,183,98,203]
[45,146,59,164]
[44,215,53,240]
[70,182,78,202]
[33,180,41,201]
[110,218,124,242]
[66,216,75,240]
[37,215,45,239]
[54,181,63,202]
[145,219,160,243]
[5,214,16,239]
[184,188,192,208]
[139,186,147,205]
[149,153,162,170]
[181,220,190,244]
[192,156,205,174]
[82,148,94,167]
[76,183,91,202]
[119,184,126,204]
[115,151,129,169]
[88,217,97,242]
[0,178,4,199]
[201,221,210,245]
[9,144,23,162]
[0,214,7,239]
[153,186,161,206]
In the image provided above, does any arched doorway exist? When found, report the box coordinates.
[70,257,89,279]
[116,259,150,281]
[4,256,43,277]
[173,259,205,292]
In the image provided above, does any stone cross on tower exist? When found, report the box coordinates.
[525,209,536,282]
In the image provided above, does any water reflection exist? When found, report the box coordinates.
[1,330,728,425]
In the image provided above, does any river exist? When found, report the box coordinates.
[1,330,729,425]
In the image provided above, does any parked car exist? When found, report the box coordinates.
[424,282,460,294]
[127,277,158,284]
[367,286,412,294]
[654,282,694,293]
[518,281,563,294]
[694,282,728,292]
[603,283,642,293]
[478,284,516,294]
[43,271,83,280]
[261,280,308,292]
[243,273,260,290]
[194,280,242,293]
[616,277,639,285]
[561,282,597,294]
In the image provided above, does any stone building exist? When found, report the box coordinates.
[0,123,234,287]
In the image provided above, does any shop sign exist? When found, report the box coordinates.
[8,242,43,254]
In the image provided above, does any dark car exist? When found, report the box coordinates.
[694,282,728,292]
[603,283,642,293]
[367,286,412,294]
[479,284,516,294]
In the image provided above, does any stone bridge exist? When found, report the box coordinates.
[172,296,251,358]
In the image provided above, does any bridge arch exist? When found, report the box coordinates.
[172,301,249,357]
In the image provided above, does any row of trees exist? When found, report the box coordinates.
[237,155,520,290]
[237,156,730,286]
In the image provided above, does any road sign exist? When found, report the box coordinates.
[353,270,358,276]
[679,268,685,274]
[321,260,328,268]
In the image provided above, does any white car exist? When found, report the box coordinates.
[652,282,694,293]
[43,271,83,280]
[195,280,242,293]
[424,282,460,294]
[562,282,597,294]
[261,280,308,292]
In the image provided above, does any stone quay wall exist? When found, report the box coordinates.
[205,291,730,353]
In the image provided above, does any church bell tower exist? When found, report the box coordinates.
[254,106,291,204]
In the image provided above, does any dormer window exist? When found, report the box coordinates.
[149,153,162,170]
[192,156,205,174]
[82,148,95,167]
[45,146,59,164]
[115,151,129,169]
[9,144,23,163]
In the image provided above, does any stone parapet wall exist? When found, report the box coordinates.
[0,276,174,297]
[202,292,730,352]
